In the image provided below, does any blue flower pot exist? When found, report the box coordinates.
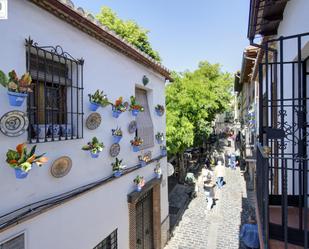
[113,135,122,144]
[140,161,147,167]
[132,110,139,117]
[136,185,142,192]
[155,173,161,179]
[156,109,163,116]
[157,139,163,144]
[161,149,167,156]
[113,171,122,177]
[112,110,122,118]
[89,102,100,111]
[132,146,140,152]
[14,168,28,179]
[90,152,100,158]
[8,91,27,107]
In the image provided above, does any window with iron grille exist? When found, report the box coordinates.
[25,38,84,143]
[0,233,24,249]
[93,229,117,249]
[135,88,154,149]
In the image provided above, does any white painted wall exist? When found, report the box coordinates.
[0,1,168,248]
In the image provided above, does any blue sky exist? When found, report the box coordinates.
[73,0,249,74]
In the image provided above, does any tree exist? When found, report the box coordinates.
[96,7,161,62]
[166,62,233,181]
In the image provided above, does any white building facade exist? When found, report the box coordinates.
[0,1,171,249]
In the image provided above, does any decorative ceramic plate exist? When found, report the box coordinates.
[50,156,72,178]
[86,112,101,130]
[128,120,137,134]
[110,143,120,157]
[0,111,29,137]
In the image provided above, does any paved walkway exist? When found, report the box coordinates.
[164,165,255,249]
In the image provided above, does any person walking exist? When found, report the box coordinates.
[215,160,225,189]
[202,165,215,210]
[240,216,260,249]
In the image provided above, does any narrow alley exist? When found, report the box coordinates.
[165,141,256,249]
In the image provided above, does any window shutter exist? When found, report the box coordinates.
[135,88,154,149]
[0,234,24,249]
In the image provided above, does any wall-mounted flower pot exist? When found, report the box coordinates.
[89,101,100,111]
[113,135,122,144]
[156,109,164,117]
[157,139,163,144]
[161,149,167,156]
[132,145,140,152]
[112,110,122,118]
[90,151,100,158]
[140,161,147,167]
[131,110,139,117]
[14,168,28,179]
[142,75,149,86]
[155,173,161,179]
[113,171,122,178]
[8,91,28,107]
[136,185,142,192]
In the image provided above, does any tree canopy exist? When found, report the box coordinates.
[166,61,233,155]
[96,7,161,62]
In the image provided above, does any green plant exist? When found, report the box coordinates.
[112,127,122,137]
[6,143,48,172]
[112,97,127,112]
[155,104,165,113]
[88,90,110,107]
[130,137,143,146]
[1,70,33,93]
[133,175,145,186]
[111,157,125,172]
[82,137,104,154]
[129,96,144,111]
[154,163,161,174]
[155,132,164,142]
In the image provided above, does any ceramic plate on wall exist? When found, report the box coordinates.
[86,112,101,130]
[0,111,29,137]
[51,156,72,178]
[128,120,137,134]
[110,143,120,157]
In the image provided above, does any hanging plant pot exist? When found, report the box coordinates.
[112,110,122,118]
[132,145,140,152]
[155,173,161,179]
[113,170,122,178]
[131,109,139,117]
[89,101,100,111]
[90,151,100,158]
[136,184,142,192]
[161,148,167,156]
[156,109,164,117]
[113,135,122,144]
[157,138,163,144]
[8,91,28,107]
[140,160,147,167]
[14,168,28,179]
[142,75,149,86]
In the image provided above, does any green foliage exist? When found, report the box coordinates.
[111,157,124,171]
[96,7,161,62]
[88,90,110,107]
[0,70,8,87]
[166,61,233,155]
[82,137,104,154]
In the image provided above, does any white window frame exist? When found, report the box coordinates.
[0,231,27,249]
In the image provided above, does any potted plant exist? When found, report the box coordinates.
[129,96,144,117]
[88,90,110,111]
[138,154,151,167]
[155,104,165,116]
[130,137,143,152]
[5,143,48,179]
[82,137,104,158]
[154,163,162,179]
[111,97,127,118]
[111,157,125,177]
[133,175,145,192]
[111,127,123,143]
[0,70,32,107]
[160,145,167,156]
[155,132,164,144]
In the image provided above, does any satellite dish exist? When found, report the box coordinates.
[167,163,174,177]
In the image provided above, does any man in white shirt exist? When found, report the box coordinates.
[215,160,225,189]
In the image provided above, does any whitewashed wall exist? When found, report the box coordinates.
[0,1,168,248]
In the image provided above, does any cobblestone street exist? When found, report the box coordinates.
[164,159,255,249]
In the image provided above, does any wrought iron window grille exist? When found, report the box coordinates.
[93,229,118,249]
[25,37,84,143]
